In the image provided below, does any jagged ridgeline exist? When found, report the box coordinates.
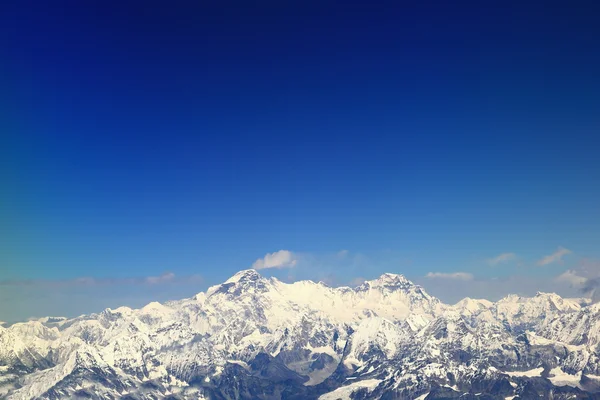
[1,269,598,399]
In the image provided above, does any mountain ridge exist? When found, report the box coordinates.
[0,269,598,399]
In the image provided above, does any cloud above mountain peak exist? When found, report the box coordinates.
[252,250,298,270]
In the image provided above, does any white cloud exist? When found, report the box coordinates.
[252,250,298,270]
[487,252,516,266]
[425,272,474,281]
[555,270,587,287]
[537,246,572,266]
[145,272,175,284]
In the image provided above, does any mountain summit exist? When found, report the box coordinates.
[368,272,413,286]
[0,270,596,399]
[224,268,262,284]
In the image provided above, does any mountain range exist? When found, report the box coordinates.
[1,269,599,399]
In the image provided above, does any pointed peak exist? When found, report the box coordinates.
[225,269,262,284]
[207,269,269,297]
[500,293,521,301]
[372,273,413,286]
[102,306,130,314]
[535,291,560,298]
[356,272,416,292]
[456,296,474,303]
[454,297,493,310]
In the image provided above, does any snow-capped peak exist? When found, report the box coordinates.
[356,273,415,292]
[371,272,412,286]
[205,269,272,298]
[452,297,493,312]
[224,268,262,284]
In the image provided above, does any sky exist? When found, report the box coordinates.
[1,1,600,322]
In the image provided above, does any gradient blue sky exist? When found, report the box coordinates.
[1,1,600,320]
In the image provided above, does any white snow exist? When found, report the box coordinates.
[547,367,582,388]
[1,268,598,399]
[318,379,382,399]
[504,367,544,377]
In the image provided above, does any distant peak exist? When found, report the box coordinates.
[141,302,170,313]
[381,272,409,279]
[207,269,269,298]
[225,269,262,284]
[373,273,412,286]
[356,273,415,292]
[535,291,559,297]
[454,297,493,309]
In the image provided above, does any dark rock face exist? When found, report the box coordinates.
[309,353,334,371]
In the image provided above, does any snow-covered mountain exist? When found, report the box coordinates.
[0,270,598,399]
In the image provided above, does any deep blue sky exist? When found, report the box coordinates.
[2,1,600,314]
